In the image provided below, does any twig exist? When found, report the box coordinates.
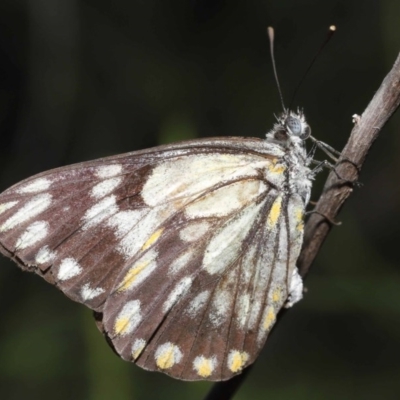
[203,52,400,400]
[299,51,400,275]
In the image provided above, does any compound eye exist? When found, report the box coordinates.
[285,116,302,136]
[300,125,311,140]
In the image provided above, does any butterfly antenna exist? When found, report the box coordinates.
[267,27,286,112]
[289,25,336,109]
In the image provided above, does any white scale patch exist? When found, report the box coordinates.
[15,220,49,250]
[236,293,251,327]
[240,244,257,285]
[35,246,57,264]
[179,221,210,242]
[131,338,146,359]
[90,177,122,199]
[81,283,105,301]
[202,200,265,275]
[247,300,261,330]
[95,164,123,178]
[248,221,285,336]
[0,193,52,232]
[246,233,278,330]
[162,277,192,312]
[185,180,266,218]
[141,154,270,208]
[285,268,303,308]
[116,249,158,292]
[168,249,194,275]
[114,300,142,335]
[57,257,82,281]
[107,209,146,238]
[209,289,232,327]
[193,355,217,378]
[115,205,173,259]
[17,178,52,194]
[0,201,18,215]
[82,195,119,230]
[185,290,210,318]
[155,342,183,369]
[227,350,249,373]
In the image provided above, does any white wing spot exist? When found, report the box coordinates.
[107,209,145,238]
[115,205,174,259]
[168,249,194,275]
[247,299,261,330]
[185,180,265,218]
[193,355,217,378]
[17,178,52,194]
[35,246,57,264]
[227,350,249,373]
[115,250,158,292]
[236,293,250,327]
[95,164,123,178]
[131,338,146,360]
[0,201,18,215]
[90,177,122,199]
[179,221,210,242]
[114,300,142,335]
[57,258,82,281]
[155,342,183,370]
[185,290,210,318]
[81,284,105,301]
[142,154,269,207]
[209,289,232,327]
[15,220,49,250]
[203,201,264,275]
[82,195,118,230]
[0,193,52,232]
[162,277,192,312]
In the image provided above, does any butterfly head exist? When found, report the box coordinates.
[266,110,311,145]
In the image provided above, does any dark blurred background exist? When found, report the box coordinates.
[0,1,399,399]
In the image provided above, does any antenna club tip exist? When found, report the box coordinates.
[329,25,336,31]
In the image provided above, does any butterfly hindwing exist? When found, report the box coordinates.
[0,136,305,381]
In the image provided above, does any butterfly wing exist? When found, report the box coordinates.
[0,137,305,381]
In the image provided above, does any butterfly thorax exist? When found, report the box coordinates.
[265,110,312,204]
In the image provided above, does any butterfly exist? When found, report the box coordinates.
[0,109,313,381]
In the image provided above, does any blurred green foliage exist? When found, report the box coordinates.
[0,1,400,399]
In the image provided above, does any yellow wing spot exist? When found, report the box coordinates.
[228,350,249,373]
[263,307,276,331]
[267,196,282,228]
[132,339,146,360]
[295,208,303,222]
[114,317,130,335]
[142,228,164,250]
[268,163,286,174]
[155,343,182,370]
[272,287,282,303]
[117,259,151,292]
[193,356,216,378]
[294,208,304,232]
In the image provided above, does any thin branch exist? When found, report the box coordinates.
[204,52,400,400]
[299,51,400,275]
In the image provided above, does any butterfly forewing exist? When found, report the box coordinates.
[0,135,306,381]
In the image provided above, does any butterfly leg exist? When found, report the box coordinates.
[310,158,362,188]
[305,209,342,226]
[309,135,342,162]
